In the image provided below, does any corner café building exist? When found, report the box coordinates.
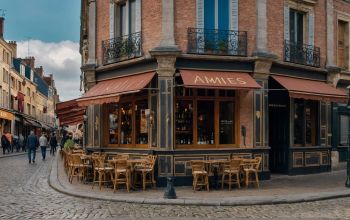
[76,65,348,186]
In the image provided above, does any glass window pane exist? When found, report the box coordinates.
[108,104,119,144]
[120,4,127,36]
[129,0,136,33]
[219,101,234,144]
[120,103,132,144]
[294,100,304,145]
[197,101,214,145]
[340,115,349,146]
[175,100,193,145]
[135,100,148,144]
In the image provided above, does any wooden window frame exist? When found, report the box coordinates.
[293,99,318,147]
[175,88,240,149]
[103,93,149,149]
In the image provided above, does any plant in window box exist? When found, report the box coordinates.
[121,38,136,58]
[218,40,228,55]
[204,39,215,54]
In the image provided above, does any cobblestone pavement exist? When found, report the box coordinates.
[0,154,350,219]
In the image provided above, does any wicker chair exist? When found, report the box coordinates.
[111,159,131,192]
[243,157,262,188]
[221,159,242,190]
[191,161,209,192]
[69,154,84,183]
[92,156,114,190]
[134,156,157,190]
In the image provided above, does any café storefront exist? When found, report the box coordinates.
[78,69,272,186]
[268,74,348,174]
[0,108,14,136]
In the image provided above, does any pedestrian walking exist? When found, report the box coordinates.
[19,134,25,152]
[1,133,10,154]
[5,132,13,153]
[13,135,19,152]
[27,130,39,163]
[39,132,48,160]
[49,133,57,156]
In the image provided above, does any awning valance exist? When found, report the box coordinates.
[271,75,348,103]
[180,70,261,90]
[56,99,85,126]
[23,118,41,128]
[77,72,156,107]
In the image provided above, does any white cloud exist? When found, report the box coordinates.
[16,40,82,102]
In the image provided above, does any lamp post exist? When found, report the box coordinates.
[346,86,350,188]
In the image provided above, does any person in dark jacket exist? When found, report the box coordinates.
[1,134,10,154]
[26,130,39,163]
[49,133,57,156]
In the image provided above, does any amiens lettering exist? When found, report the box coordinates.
[194,75,247,85]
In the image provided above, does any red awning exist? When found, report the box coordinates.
[271,75,348,103]
[77,72,155,107]
[56,99,85,126]
[180,70,261,90]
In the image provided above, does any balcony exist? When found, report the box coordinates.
[102,32,142,65]
[284,40,320,68]
[187,28,247,56]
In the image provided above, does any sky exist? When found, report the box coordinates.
[1,0,81,101]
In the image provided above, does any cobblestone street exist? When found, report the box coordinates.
[0,154,349,219]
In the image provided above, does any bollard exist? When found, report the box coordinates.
[164,177,177,199]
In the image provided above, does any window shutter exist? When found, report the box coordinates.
[308,12,314,46]
[135,0,141,33]
[230,0,239,31]
[196,0,204,53]
[284,5,290,41]
[109,1,115,39]
[196,0,204,28]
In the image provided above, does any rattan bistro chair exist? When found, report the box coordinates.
[134,156,157,190]
[92,156,114,190]
[243,157,262,188]
[69,154,84,183]
[221,159,242,190]
[111,159,131,192]
[190,161,209,192]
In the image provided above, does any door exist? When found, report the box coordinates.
[268,79,290,173]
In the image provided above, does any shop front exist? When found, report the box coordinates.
[0,108,14,136]
[79,68,272,186]
[268,74,348,174]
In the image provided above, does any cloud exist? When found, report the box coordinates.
[16,40,82,102]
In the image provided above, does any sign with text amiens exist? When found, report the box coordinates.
[180,70,261,89]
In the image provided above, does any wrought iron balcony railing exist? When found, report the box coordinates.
[284,40,320,68]
[187,28,247,56]
[102,32,142,65]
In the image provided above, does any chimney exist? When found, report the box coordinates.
[8,41,17,58]
[23,56,35,69]
[35,66,43,77]
[0,17,4,39]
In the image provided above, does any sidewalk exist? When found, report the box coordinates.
[49,155,350,206]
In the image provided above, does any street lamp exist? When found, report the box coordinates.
[346,86,350,188]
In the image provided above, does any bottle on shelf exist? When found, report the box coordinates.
[210,132,214,144]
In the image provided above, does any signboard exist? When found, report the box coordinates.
[0,109,14,121]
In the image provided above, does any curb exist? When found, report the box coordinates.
[0,152,26,159]
[48,155,350,206]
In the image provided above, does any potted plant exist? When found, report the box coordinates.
[218,40,227,54]
[204,39,215,54]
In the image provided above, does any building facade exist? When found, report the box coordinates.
[0,17,59,139]
[79,0,350,184]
